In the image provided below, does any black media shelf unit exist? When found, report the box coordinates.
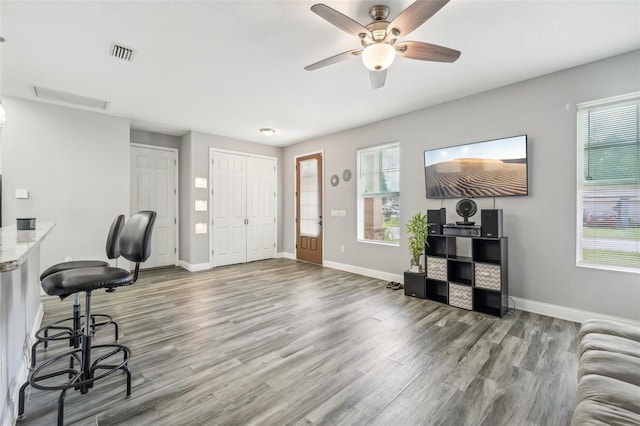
[422,234,508,317]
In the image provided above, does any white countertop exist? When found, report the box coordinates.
[0,222,56,272]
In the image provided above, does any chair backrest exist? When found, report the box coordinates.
[119,211,157,263]
[105,214,126,260]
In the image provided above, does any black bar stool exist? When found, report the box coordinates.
[18,211,156,426]
[30,215,125,367]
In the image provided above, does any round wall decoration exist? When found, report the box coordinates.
[330,175,340,186]
[342,169,352,182]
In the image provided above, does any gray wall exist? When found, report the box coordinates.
[283,50,640,321]
[1,97,131,270]
[130,128,181,150]
[0,98,284,270]
[178,130,283,266]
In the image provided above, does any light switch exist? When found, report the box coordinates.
[195,223,208,234]
[15,189,29,199]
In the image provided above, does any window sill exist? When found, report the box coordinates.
[357,239,399,247]
[577,261,640,275]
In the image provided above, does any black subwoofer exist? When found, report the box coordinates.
[481,209,503,238]
[427,208,446,234]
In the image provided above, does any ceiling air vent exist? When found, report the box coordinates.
[110,43,135,61]
[33,86,109,110]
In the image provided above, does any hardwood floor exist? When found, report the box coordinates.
[19,259,580,425]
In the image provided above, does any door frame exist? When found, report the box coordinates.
[209,147,279,268]
[293,150,324,264]
[130,143,180,266]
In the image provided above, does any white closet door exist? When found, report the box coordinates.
[131,145,177,268]
[212,152,247,267]
[246,156,276,262]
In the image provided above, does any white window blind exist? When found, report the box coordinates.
[577,93,640,273]
[357,142,400,244]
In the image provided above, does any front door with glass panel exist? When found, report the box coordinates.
[296,153,323,264]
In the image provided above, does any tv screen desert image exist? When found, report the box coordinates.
[424,135,528,198]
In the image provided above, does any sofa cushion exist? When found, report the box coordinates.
[579,319,640,342]
[578,350,640,386]
[578,333,640,359]
[571,399,640,426]
[576,374,640,415]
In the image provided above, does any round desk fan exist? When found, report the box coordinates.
[455,199,477,225]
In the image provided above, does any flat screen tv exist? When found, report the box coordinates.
[424,135,528,199]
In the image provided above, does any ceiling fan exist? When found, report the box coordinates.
[304,0,461,89]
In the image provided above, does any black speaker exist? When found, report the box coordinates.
[427,208,446,234]
[481,209,503,238]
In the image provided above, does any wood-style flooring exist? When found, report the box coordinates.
[19,258,580,425]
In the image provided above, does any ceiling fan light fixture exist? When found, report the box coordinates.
[259,128,276,136]
[362,43,395,71]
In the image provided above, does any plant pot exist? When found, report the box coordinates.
[410,260,422,273]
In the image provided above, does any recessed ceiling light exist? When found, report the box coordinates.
[260,128,276,136]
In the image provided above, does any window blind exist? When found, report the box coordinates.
[358,142,400,197]
[577,93,640,273]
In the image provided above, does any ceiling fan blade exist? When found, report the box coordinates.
[370,69,387,89]
[396,41,460,62]
[305,49,362,71]
[388,0,450,37]
[311,4,371,38]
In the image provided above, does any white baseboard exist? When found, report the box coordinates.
[177,260,211,272]
[510,296,640,327]
[314,260,640,326]
[277,252,295,260]
[323,260,404,285]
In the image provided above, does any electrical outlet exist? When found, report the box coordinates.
[340,245,345,252]
[65,255,72,262]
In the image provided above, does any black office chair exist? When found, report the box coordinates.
[30,215,125,366]
[18,211,156,426]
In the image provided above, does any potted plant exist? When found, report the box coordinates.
[406,211,429,272]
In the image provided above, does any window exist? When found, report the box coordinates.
[357,142,400,244]
[299,157,320,236]
[577,93,640,273]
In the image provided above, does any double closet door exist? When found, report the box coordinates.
[210,150,277,267]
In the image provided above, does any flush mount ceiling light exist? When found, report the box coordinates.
[260,128,276,136]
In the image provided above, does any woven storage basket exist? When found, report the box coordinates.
[449,283,472,310]
[474,262,501,290]
[426,257,446,281]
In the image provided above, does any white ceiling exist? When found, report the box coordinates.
[1,1,639,147]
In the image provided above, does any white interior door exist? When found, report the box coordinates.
[211,151,247,267]
[130,145,177,268]
[246,156,276,262]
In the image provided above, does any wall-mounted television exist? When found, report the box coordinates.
[424,135,528,199]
